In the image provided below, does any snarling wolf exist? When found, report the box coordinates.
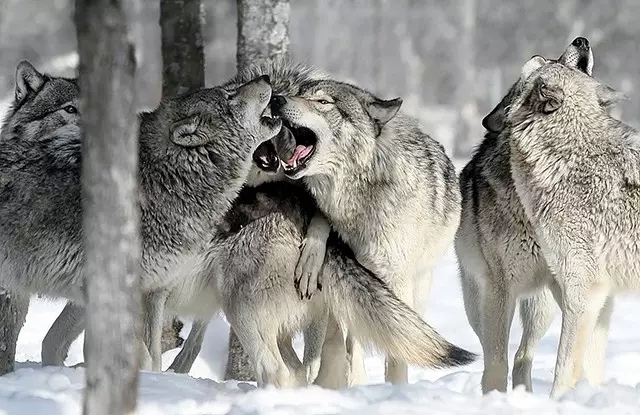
[271,73,462,385]
[0,60,280,370]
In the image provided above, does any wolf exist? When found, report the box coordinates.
[506,59,631,398]
[270,76,462,385]
[454,37,599,394]
[43,122,476,388]
[40,61,335,376]
[0,60,280,370]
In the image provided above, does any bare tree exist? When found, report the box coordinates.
[75,0,140,414]
[156,0,205,357]
[453,0,479,158]
[160,0,205,97]
[0,290,27,375]
[236,0,290,70]
[224,0,291,382]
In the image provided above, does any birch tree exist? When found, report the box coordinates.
[75,0,140,413]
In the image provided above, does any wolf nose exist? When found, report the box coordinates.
[572,37,589,50]
[270,95,287,112]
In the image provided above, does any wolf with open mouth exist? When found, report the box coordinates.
[269,77,463,386]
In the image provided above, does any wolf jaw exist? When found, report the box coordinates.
[280,120,318,176]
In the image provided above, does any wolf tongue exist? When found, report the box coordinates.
[286,145,312,166]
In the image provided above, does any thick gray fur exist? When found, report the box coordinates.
[272,75,462,385]
[507,60,632,398]
[0,61,280,370]
[455,38,600,394]
[42,60,333,376]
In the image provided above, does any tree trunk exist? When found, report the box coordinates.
[236,0,290,71]
[0,0,29,377]
[160,0,205,97]
[158,0,205,358]
[225,0,291,382]
[0,290,28,375]
[453,0,478,159]
[75,1,140,414]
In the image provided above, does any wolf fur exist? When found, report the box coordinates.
[0,60,280,370]
[188,177,474,388]
[40,60,335,376]
[454,38,599,394]
[506,60,631,397]
[271,76,462,385]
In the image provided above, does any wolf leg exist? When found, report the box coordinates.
[314,313,348,389]
[480,274,516,394]
[295,212,330,299]
[303,311,328,383]
[168,319,209,374]
[42,302,85,366]
[143,289,170,371]
[512,286,556,391]
[278,335,308,387]
[459,268,482,340]
[582,294,613,387]
[550,261,607,398]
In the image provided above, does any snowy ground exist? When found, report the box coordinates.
[4,95,640,414]
[4,248,640,414]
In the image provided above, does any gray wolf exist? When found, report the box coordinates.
[46,128,476,389]
[0,60,280,370]
[176,158,475,388]
[270,75,462,386]
[455,37,598,394]
[41,61,335,376]
[507,58,631,397]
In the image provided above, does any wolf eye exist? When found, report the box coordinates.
[317,99,332,105]
[63,105,78,114]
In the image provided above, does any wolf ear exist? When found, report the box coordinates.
[366,97,403,130]
[482,100,506,132]
[15,61,45,104]
[596,84,628,109]
[170,115,209,147]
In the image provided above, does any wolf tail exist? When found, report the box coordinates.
[322,241,477,369]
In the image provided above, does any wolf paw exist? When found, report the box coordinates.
[295,237,326,300]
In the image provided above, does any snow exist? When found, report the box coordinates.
[3,248,640,415]
[4,96,640,414]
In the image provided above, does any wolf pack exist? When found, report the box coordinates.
[0,35,637,399]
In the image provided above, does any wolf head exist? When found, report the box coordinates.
[268,80,403,179]
[509,62,627,132]
[1,61,80,165]
[223,60,329,181]
[482,37,595,133]
[140,75,280,162]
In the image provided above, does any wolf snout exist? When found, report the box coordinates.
[571,37,589,50]
[270,94,287,113]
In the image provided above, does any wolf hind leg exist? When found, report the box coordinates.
[303,311,328,383]
[512,286,556,392]
[42,301,85,366]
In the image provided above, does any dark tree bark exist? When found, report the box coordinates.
[225,0,291,382]
[236,0,290,71]
[75,0,141,414]
[160,0,205,97]
[0,290,28,375]
[158,0,206,357]
[453,0,479,158]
